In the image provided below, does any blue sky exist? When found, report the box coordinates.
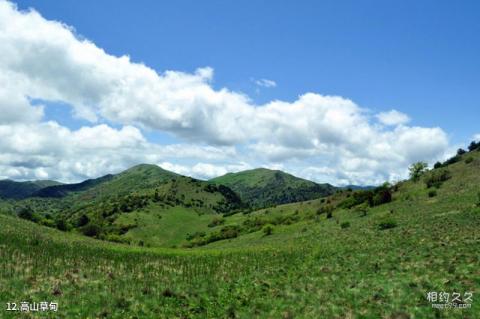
[15,0,480,144]
[1,0,479,184]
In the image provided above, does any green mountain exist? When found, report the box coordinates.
[210,168,336,208]
[33,164,177,199]
[0,179,62,199]
[10,164,244,247]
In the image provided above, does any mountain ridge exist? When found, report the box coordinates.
[210,167,336,208]
[0,179,63,199]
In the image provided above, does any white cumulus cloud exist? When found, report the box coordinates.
[0,1,453,185]
[376,110,411,126]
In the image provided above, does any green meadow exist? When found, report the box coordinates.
[0,150,479,318]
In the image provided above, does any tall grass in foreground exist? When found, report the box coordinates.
[1,208,479,318]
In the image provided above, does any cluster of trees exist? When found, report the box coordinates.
[204,184,244,214]
[118,194,150,213]
[239,184,334,210]
[316,205,334,218]
[16,206,71,231]
[408,139,478,189]
[184,225,240,247]
[468,141,480,152]
[244,213,300,231]
[432,140,479,170]
[424,169,451,189]
[97,193,153,220]
[207,216,224,227]
[338,183,392,209]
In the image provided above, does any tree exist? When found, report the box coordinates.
[81,224,101,237]
[409,162,428,182]
[433,162,443,169]
[16,206,38,222]
[468,141,480,152]
[457,148,466,156]
[55,219,69,231]
[372,186,392,206]
[77,214,90,227]
[262,224,274,236]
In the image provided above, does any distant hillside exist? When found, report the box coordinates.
[12,164,244,246]
[210,168,336,208]
[33,174,114,198]
[342,185,376,191]
[0,179,62,199]
[33,164,178,199]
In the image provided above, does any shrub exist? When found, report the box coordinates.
[433,161,443,169]
[468,141,480,152]
[409,162,428,182]
[340,222,350,229]
[40,218,56,228]
[16,206,38,222]
[339,184,392,209]
[443,155,461,166]
[81,224,101,237]
[378,217,397,230]
[262,224,274,236]
[106,234,131,244]
[372,186,392,206]
[77,214,90,227]
[337,196,358,209]
[190,225,241,246]
[428,190,437,198]
[243,217,267,232]
[424,169,451,188]
[465,157,474,164]
[55,219,69,231]
[355,203,369,217]
[208,216,224,228]
[273,214,299,226]
[186,231,206,241]
[326,211,333,219]
[457,148,467,156]
[317,205,334,216]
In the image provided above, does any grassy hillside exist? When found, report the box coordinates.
[9,164,244,247]
[0,148,479,317]
[210,168,336,208]
[1,150,479,317]
[201,148,480,250]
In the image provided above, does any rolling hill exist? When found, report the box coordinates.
[1,146,479,318]
[4,165,340,247]
[7,164,245,247]
[210,168,336,208]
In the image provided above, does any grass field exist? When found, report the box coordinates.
[1,152,480,318]
[118,206,214,247]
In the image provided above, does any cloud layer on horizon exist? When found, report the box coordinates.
[0,1,452,185]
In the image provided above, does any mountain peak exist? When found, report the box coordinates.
[210,168,336,208]
[125,163,165,171]
[119,163,178,178]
